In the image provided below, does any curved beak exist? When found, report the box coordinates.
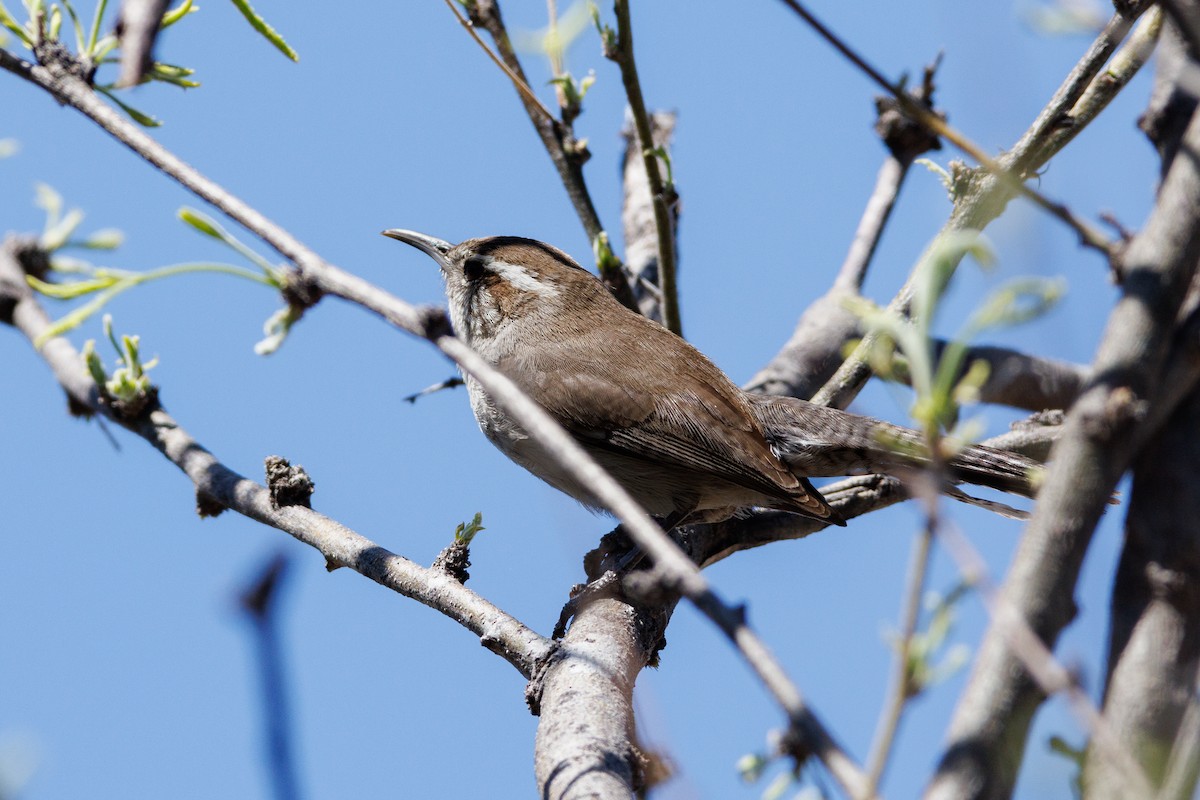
[381,229,453,267]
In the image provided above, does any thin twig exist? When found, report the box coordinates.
[863,521,933,796]
[612,0,681,335]
[836,156,908,293]
[775,0,1115,257]
[441,0,557,125]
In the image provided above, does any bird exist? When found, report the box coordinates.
[382,230,1041,531]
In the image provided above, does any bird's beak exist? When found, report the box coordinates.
[381,229,453,268]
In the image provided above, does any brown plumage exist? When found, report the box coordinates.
[384,231,1040,528]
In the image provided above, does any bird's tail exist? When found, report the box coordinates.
[748,394,1042,498]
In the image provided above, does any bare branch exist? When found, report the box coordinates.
[888,341,1090,412]
[238,553,304,800]
[533,595,658,798]
[864,524,934,795]
[441,0,557,124]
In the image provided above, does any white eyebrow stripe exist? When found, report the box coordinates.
[489,258,560,298]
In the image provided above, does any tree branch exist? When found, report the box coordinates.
[622,110,678,325]
[612,0,681,335]
[746,64,941,400]
[775,0,1118,258]
[808,2,1157,410]
[0,239,556,679]
[889,341,1090,412]
[1081,384,1200,797]
[115,0,170,88]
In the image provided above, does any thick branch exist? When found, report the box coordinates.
[115,0,170,87]
[893,341,1089,412]
[1082,385,1200,797]
[533,596,656,799]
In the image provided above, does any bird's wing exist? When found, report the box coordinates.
[496,328,840,523]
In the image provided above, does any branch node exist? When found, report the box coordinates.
[874,56,944,162]
[34,39,95,84]
[195,488,226,518]
[279,271,323,312]
[524,644,565,716]
[415,305,454,341]
[1,236,47,326]
[431,538,472,584]
[264,455,314,509]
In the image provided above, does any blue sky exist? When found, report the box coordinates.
[2,1,1157,798]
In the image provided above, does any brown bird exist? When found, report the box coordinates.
[384,230,1040,529]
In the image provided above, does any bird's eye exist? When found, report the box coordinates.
[463,257,487,282]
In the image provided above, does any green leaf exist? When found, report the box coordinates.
[735,753,767,783]
[453,512,485,544]
[77,227,124,249]
[915,157,953,196]
[964,277,1065,334]
[85,0,107,54]
[176,206,280,279]
[41,207,84,251]
[26,273,119,299]
[0,0,33,45]
[228,0,298,61]
[254,304,301,355]
[81,338,108,385]
[91,32,117,60]
[177,206,224,239]
[33,280,133,348]
[913,230,994,334]
[591,230,620,275]
[47,3,61,40]
[96,86,162,127]
[60,0,82,51]
[34,182,63,222]
[160,0,195,28]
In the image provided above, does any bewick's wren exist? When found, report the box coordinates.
[383,230,1039,528]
